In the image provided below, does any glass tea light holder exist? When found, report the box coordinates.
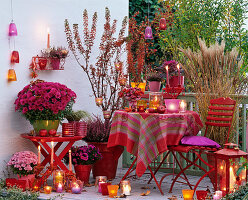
[120,180,131,196]
[180,100,187,112]
[71,181,83,194]
[137,100,147,112]
[149,92,163,110]
[182,189,194,200]
[103,110,111,119]
[101,182,111,195]
[107,185,119,198]
[95,176,107,193]
[56,182,64,193]
[164,99,181,113]
[53,170,65,186]
[44,185,52,194]
[196,190,208,200]
[95,97,103,106]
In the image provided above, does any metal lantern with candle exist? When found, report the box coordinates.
[53,170,65,191]
[95,176,107,193]
[120,180,131,196]
[214,143,248,195]
[149,92,163,110]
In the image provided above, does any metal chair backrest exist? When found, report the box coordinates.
[204,97,236,144]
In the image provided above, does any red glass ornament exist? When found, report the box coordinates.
[145,26,153,39]
[11,51,19,63]
[159,18,167,30]
[9,21,18,36]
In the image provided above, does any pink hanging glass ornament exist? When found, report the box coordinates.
[159,18,166,30]
[9,21,17,36]
[145,26,153,39]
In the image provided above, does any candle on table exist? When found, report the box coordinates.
[71,183,81,194]
[123,184,131,195]
[213,194,220,200]
[69,149,72,171]
[55,171,63,184]
[215,190,222,198]
[180,100,187,112]
[101,182,111,195]
[98,181,105,193]
[165,65,169,87]
[47,28,50,49]
[177,64,181,86]
[38,145,41,165]
[51,141,54,167]
[56,183,63,193]
[182,189,194,200]
[44,186,52,194]
[107,185,119,198]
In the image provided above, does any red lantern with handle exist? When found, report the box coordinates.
[214,143,248,195]
[159,18,166,30]
[11,50,19,63]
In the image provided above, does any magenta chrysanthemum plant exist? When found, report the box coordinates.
[7,151,38,176]
[64,145,102,165]
[14,80,77,124]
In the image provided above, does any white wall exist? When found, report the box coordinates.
[0,0,128,177]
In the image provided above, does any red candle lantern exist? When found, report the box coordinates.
[214,143,248,195]
[11,51,19,63]
[159,18,167,30]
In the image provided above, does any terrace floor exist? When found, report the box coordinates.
[38,168,213,200]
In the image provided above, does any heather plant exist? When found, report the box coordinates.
[84,116,111,143]
[147,71,163,82]
[7,151,38,176]
[14,80,76,124]
[64,145,102,165]
[65,8,128,119]
[180,38,248,145]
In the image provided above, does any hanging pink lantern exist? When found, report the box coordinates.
[10,51,19,63]
[9,21,17,36]
[159,18,166,30]
[145,26,153,39]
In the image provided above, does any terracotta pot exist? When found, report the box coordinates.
[74,164,92,184]
[17,174,35,189]
[169,76,184,87]
[51,58,60,70]
[33,120,60,134]
[88,142,124,180]
[149,81,161,92]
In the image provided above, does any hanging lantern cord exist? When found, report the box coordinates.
[147,2,150,26]
[11,0,13,21]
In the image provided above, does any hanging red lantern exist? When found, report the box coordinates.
[159,18,167,30]
[10,51,19,63]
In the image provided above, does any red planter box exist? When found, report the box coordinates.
[6,178,26,191]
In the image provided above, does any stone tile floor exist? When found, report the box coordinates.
[38,168,213,200]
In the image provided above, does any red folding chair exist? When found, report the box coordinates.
[152,97,236,193]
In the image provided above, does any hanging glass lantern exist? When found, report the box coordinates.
[9,21,17,36]
[159,18,167,30]
[8,69,17,81]
[10,51,19,63]
[145,26,153,39]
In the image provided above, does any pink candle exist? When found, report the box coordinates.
[47,28,50,49]
[177,64,181,86]
[69,149,72,171]
[38,145,41,165]
[165,65,169,87]
[51,141,54,166]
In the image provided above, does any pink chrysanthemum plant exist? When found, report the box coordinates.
[14,80,77,124]
[64,145,102,166]
[7,151,38,176]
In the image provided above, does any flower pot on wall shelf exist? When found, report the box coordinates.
[38,57,48,70]
[149,81,161,92]
[50,58,61,70]
[32,120,60,134]
[169,76,184,87]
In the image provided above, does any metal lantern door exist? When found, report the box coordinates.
[214,143,247,195]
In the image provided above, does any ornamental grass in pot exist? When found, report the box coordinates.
[14,80,76,134]
[83,116,124,180]
[64,145,101,184]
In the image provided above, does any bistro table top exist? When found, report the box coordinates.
[21,134,83,142]
[107,110,203,177]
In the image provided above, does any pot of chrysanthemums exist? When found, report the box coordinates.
[7,151,38,189]
[65,110,90,137]
[14,80,76,135]
[64,145,102,184]
[84,116,124,180]
[147,71,163,92]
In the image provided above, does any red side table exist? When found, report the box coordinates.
[21,134,83,171]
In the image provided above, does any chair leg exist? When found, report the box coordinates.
[119,157,137,184]
[148,166,164,195]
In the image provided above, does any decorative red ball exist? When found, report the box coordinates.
[49,129,57,137]
[39,129,47,137]
[157,106,166,114]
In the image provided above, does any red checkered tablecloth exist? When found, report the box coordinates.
[107,110,203,177]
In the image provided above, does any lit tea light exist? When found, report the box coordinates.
[107,185,119,198]
[44,186,52,194]
[56,182,63,193]
[95,97,103,106]
[103,111,111,119]
[180,100,187,112]
[120,180,131,196]
[95,176,107,193]
[215,190,222,198]
[71,183,81,194]
[182,189,194,200]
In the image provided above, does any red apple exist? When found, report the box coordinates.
[147,108,156,113]
[39,129,47,137]
[157,106,166,114]
[49,129,57,137]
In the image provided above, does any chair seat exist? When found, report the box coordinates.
[168,145,219,153]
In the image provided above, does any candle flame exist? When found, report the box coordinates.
[51,141,54,147]
[69,149,71,153]
[154,96,158,102]
[58,183,62,187]
[47,27,50,34]
[38,145,40,151]
[177,64,180,70]
[165,65,169,71]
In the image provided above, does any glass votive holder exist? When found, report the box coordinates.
[95,97,103,106]
[101,182,111,195]
[164,99,181,113]
[44,185,52,194]
[180,100,187,112]
[182,189,194,200]
[95,176,107,193]
[120,180,131,195]
[196,190,208,200]
[137,100,147,112]
[71,181,83,194]
[56,182,64,193]
[103,110,111,119]
[149,92,163,110]
[53,170,65,186]
[107,185,119,198]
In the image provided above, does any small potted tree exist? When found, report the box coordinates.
[83,116,123,180]
[147,71,163,92]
